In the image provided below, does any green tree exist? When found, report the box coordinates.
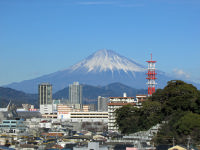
[137,101,162,131]
[151,80,200,116]
[151,80,200,145]
[115,80,200,145]
[155,112,200,145]
[174,112,200,140]
[115,101,162,134]
[115,104,140,134]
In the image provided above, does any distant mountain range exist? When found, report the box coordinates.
[5,49,172,93]
[54,82,147,105]
[2,49,199,107]
[0,87,38,108]
[0,83,147,108]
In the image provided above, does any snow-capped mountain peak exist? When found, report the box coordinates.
[70,49,146,73]
[6,49,175,93]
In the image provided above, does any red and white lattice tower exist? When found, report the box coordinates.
[146,54,157,96]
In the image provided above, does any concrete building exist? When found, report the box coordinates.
[39,120,52,128]
[42,113,57,118]
[98,96,109,112]
[0,119,26,133]
[69,112,108,122]
[108,94,138,132]
[40,104,53,114]
[38,83,53,114]
[39,83,52,105]
[52,99,61,112]
[86,104,96,111]
[57,104,71,119]
[74,142,108,150]
[69,82,82,106]
[56,104,108,122]
[82,105,89,112]
[136,95,147,103]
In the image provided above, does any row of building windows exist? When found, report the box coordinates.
[71,113,108,115]
[71,116,108,118]
[3,121,17,124]
[0,125,16,127]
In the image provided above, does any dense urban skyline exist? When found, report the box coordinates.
[0,0,200,86]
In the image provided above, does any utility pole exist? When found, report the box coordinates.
[187,136,191,150]
[173,137,175,147]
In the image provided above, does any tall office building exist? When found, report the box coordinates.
[39,83,53,114]
[38,83,52,105]
[69,82,82,105]
[98,96,109,112]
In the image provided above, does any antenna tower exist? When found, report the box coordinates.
[146,54,157,96]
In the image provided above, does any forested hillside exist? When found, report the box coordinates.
[0,87,38,108]
[115,80,200,146]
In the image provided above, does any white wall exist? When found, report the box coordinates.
[40,104,53,114]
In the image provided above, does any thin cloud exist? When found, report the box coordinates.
[172,68,190,79]
[77,1,144,7]
[119,4,144,7]
[77,1,116,5]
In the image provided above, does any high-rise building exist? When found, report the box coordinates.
[98,96,109,112]
[38,83,52,105]
[38,83,53,114]
[69,82,82,105]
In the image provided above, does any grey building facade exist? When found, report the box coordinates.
[69,82,82,105]
[98,96,109,112]
[38,83,52,105]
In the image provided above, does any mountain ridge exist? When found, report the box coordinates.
[53,82,147,105]
[0,82,147,108]
[5,49,171,93]
[0,87,38,108]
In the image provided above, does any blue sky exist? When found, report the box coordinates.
[0,0,200,86]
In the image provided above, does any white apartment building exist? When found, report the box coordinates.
[108,94,141,133]
[70,112,108,122]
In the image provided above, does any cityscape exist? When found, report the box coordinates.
[0,0,200,150]
[1,52,199,150]
[0,63,155,150]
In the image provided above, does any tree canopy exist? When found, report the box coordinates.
[115,80,200,145]
[150,80,200,116]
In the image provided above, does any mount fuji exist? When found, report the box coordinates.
[6,49,171,93]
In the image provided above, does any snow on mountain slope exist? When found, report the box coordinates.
[70,49,146,73]
[5,49,173,93]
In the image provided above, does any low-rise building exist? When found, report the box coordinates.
[0,119,26,133]
[70,112,108,122]
[39,120,52,128]
[40,104,53,114]
[136,95,148,103]
[56,104,108,122]
[74,142,108,150]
